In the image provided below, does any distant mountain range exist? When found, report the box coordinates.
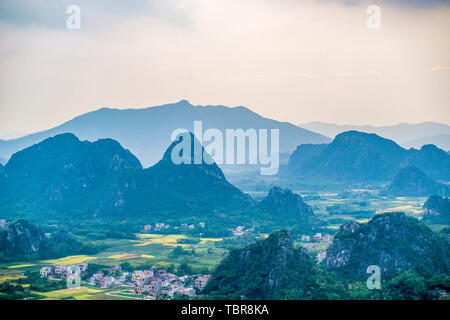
[284,131,450,184]
[403,134,450,151]
[298,121,450,151]
[0,100,330,168]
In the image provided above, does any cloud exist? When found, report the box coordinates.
[321,0,450,8]
[336,72,353,78]
[273,72,315,78]
[0,0,192,28]
[428,66,449,72]
[1,0,448,30]
[0,0,449,135]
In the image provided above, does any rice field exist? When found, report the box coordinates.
[107,254,138,260]
[32,286,102,300]
[7,264,36,269]
[303,192,427,224]
[0,275,26,283]
[134,234,189,247]
[41,255,97,265]
[199,238,223,244]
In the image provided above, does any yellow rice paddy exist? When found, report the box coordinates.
[7,264,36,269]
[33,286,102,299]
[41,255,96,265]
[134,234,189,247]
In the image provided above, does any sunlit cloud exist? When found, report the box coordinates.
[273,73,315,78]
[336,73,353,78]
[428,66,449,72]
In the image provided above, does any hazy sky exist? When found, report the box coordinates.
[0,0,449,138]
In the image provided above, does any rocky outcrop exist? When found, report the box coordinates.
[0,219,98,261]
[326,212,450,278]
[0,219,47,258]
[203,230,313,299]
[259,187,314,222]
[423,195,450,224]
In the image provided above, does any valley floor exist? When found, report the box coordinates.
[0,192,442,300]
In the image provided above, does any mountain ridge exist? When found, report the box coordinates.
[0,100,330,168]
[284,130,450,184]
[1,132,322,234]
[382,166,450,197]
[299,121,450,151]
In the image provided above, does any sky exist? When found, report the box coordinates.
[0,0,449,138]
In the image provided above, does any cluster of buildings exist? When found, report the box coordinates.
[40,262,88,279]
[88,266,124,288]
[142,223,256,238]
[231,226,254,236]
[299,233,332,264]
[89,265,211,299]
[301,233,333,243]
[143,222,206,232]
[40,262,211,299]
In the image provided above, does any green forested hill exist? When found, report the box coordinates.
[382,166,449,197]
[204,230,314,299]
[325,212,450,277]
[423,196,450,224]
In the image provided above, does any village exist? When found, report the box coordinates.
[300,232,334,264]
[36,227,333,299]
[143,222,206,232]
[143,222,333,264]
[40,263,211,300]
[143,222,254,238]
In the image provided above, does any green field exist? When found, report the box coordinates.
[303,191,427,231]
